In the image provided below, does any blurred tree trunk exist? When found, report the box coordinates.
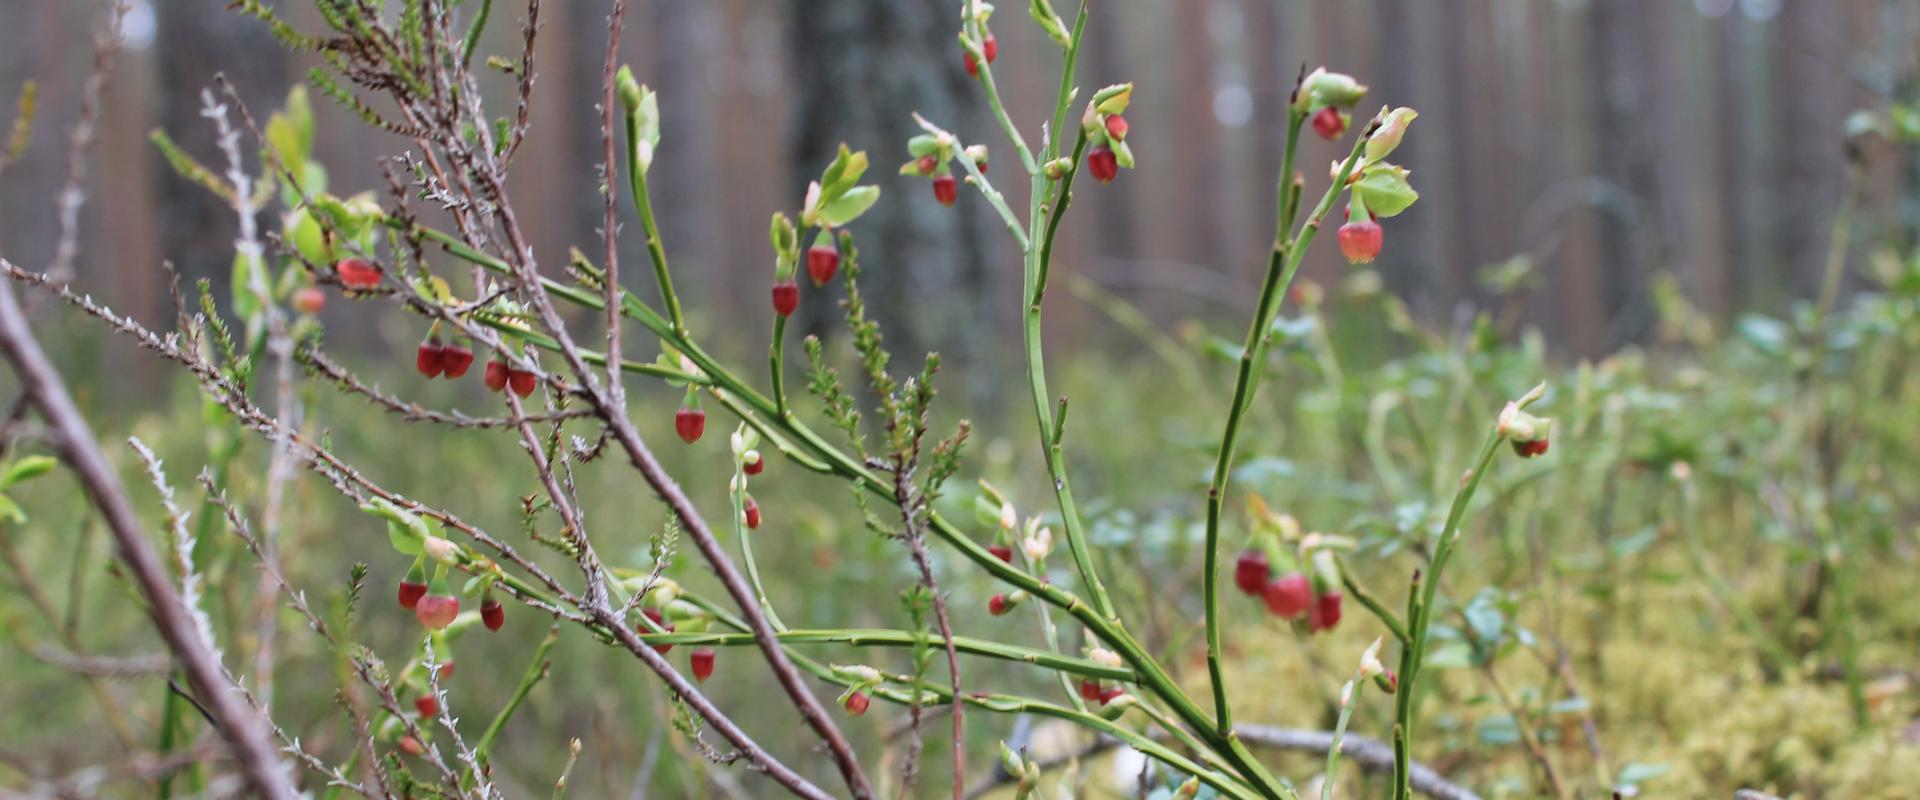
[787,0,999,394]
[153,0,288,301]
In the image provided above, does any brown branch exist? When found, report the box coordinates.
[0,278,299,799]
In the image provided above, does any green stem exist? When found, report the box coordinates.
[769,313,790,414]
[623,119,686,336]
[636,626,1132,681]
[470,623,559,779]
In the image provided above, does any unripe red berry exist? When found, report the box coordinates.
[988,593,1011,616]
[440,343,475,378]
[481,599,504,631]
[292,286,326,315]
[844,691,871,716]
[1337,220,1383,264]
[508,369,536,398]
[437,662,455,680]
[916,154,938,176]
[1079,679,1103,702]
[675,407,706,444]
[415,593,460,630]
[1512,438,1549,458]
[691,647,716,683]
[397,735,424,756]
[1307,590,1344,633]
[642,607,676,654]
[397,579,427,610]
[415,695,438,718]
[1233,549,1270,596]
[484,359,510,392]
[1087,145,1119,183]
[743,497,762,530]
[932,175,959,207]
[416,337,446,378]
[982,34,998,64]
[1098,687,1125,706]
[1261,572,1312,619]
[1311,106,1347,141]
[335,258,383,290]
[771,280,799,317]
[806,244,841,286]
[1104,114,1129,141]
[744,453,765,475]
[988,544,1013,564]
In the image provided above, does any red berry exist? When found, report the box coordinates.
[292,286,326,315]
[642,608,675,654]
[988,593,1011,616]
[932,175,958,207]
[1311,106,1347,141]
[1098,687,1125,705]
[844,691,870,716]
[744,454,765,475]
[1087,146,1119,183]
[916,154,938,176]
[675,407,706,443]
[440,344,474,378]
[437,662,455,680]
[1261,573,1313,619]
[416,338,446,378]
[982,34,998,64]
[1512,438,1550,458]
[1337,220,1383,264]
[806,244,841,286]
[1104,114,1129,141]
[415,593,460,630]
[397,580,427,610]
[484,359,510,392]
[415,695,438,718]
[508,369,536,398]
[1233,549,1270,596]
[335,258,383,290]
[691,647,716,683]
[987,544,1014,564]
[397,735,424,756]
[1308,591,1344,633]
[974,154,988,174]
[1079,679,1102,702]
[771,280,799,317]
[481,599,504,631]
[743,498,762,530]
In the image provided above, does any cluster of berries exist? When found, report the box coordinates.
[1233,548,1343,633]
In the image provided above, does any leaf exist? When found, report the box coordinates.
[631,85,661,172]
[0,456,57,489]
[1548,696,1591,715]
[1737,314,1790,356]
[1615,762,1670,787]
[817,185,880,228]
[0,493,23,524]
[231,252,262,322]
[1354,164,1419,218]
[265,111,306,180]
[1365,107,1418,163]
[1475,713,1520,746]
[906,134,943,159]
[1422,642,1474,670]
[820,144,869,199]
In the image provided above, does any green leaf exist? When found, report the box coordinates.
[1615,762,1670,787]
[0,456,57,489]
[364,498,430,556]
[1422,642,1474,670]
[1365,107,1418,163]
[231,252,262,322]
[907,134,942,158]
[1354,164,1419,218]
[819,144,869,200]
[817,185,880,228]
[1475,713,1520,746]
[265,112,306,180]
[1547,696,1591,715]
[1109,137,1136,169]
[0,493,23,524]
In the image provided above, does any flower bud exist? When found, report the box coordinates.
[1043,157,1073,179]
[421,535,459,564]
[998,502,1018,532]
[1296,68,1368,111]
[1023,526,1053,561]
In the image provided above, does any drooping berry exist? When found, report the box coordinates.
[1261,573,1313,619]
[1104,114,1130,141]
[484,359,510,392]
[1233,549,1270,596]
[964,36,996,77]
[916,154,938,176]
[507,369,537,398]
[437,662,455,680]
[1098,687,1125,706]
[932,175,959,207]
[397,579,428,610]
[844,691,871,716]
[743,498,762,530]
[1337,220,1384,264]
[480,599,504,631]
[675,407,706,444]
[642,607,676,654]
[415,695,438,718]
[1079,679,1103,702]
[415,593,460,630]
[988,593,1012,616]
[987,544,1014,564]
[1512,438,1550,458]
[691,647,716,683]
[397,735,425,756]
[336,258,383,290]
[440,343,475,378]
[807,244,841,287]
[1311,106,1347,141]
[1307,590,1344,633]
[771,280,800,317]
[743,451,765,475]
[416,337,446,378]
[292,286,326,315]
[1086,145,1119,183]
